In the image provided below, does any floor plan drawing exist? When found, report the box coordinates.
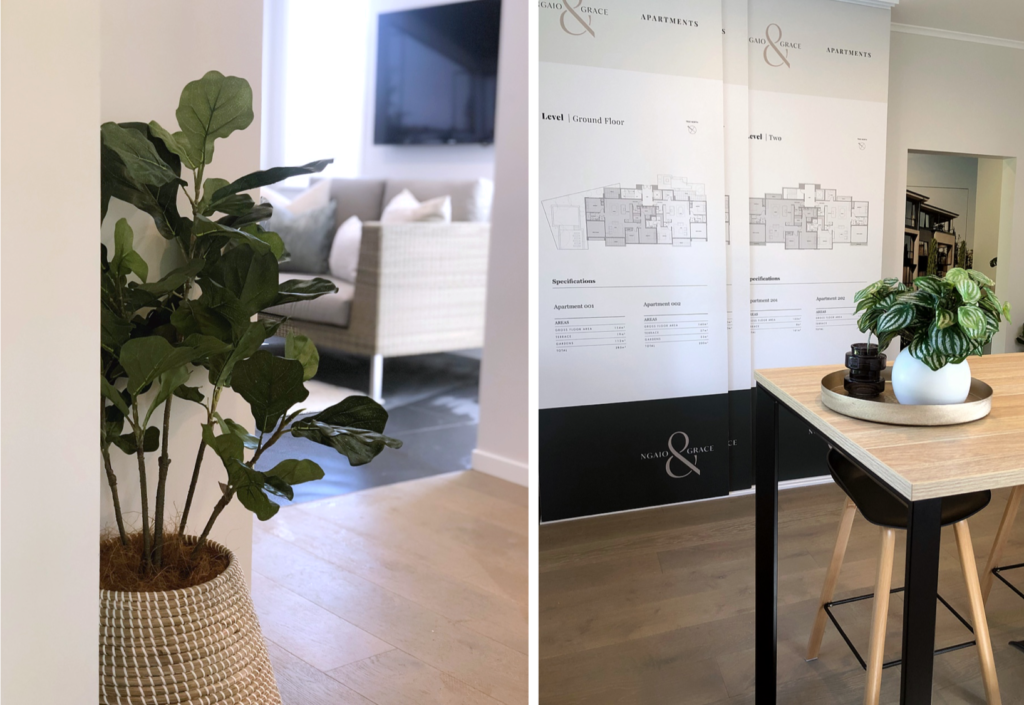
[750,183,868,249]
[544,175,708,250]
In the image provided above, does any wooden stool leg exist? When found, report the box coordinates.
[864,527,896,705]
[955,520,1002,705]
[981,485,1023,603]
[808,497,857,660]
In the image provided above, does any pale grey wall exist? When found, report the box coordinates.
[2,1,101,701]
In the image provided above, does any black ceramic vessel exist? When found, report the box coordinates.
[844,343,886,399]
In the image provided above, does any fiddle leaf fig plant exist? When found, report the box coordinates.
[101,71,401,573]
[855,268,1011,372]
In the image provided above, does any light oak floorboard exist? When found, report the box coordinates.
[251,572,394,672]
[253,470,527,705]
[329,649,507,705]
[541,483,1024,704]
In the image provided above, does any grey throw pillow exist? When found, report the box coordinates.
[271,199,337,274]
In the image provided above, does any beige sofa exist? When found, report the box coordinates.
[261,177,491,401]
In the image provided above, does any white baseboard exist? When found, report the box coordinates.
[541,475,834,524]
[471,448,528,486]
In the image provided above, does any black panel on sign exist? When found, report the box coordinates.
[539,393,730,522]
[729,388,754,491]
[778,405,829,481]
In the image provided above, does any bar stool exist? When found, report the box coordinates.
[980,485,1023,604]
[806,449,1001,705]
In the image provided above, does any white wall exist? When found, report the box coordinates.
[101,0,265,578]
[359,0,496,181]
[975,156,1008,285]
[1,1,101,702]
[906,151,978,249]
[472,0,527,485]
[884,31,1024,353]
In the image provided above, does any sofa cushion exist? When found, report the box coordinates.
[273,200,337,274]
[382,178,493,222]
[313,177,388,226]
[265,273,354,328]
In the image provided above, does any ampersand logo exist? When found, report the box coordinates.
[764,23,791,68]
[664,432,701,479]
[560,0,596,37]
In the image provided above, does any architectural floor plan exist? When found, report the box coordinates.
[750,183,868,249]
[544,175,708,250]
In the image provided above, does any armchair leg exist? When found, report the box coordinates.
[370,354,384,404]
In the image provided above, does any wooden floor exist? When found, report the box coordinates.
[540,483,1024,704]
[252,470,527,705]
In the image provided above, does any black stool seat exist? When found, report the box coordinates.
[828,449,990,529]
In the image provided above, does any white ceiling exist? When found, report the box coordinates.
[891,0,1024,43]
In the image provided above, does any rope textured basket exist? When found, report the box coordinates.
[99,539,281,705]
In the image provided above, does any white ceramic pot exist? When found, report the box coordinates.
[891,347,971,405]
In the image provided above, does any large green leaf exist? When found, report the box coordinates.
[119,336,198,395]
[944,267,970,286]
[285,334,319,381]
[206,246,279,317]
[290,419,401,466]
[112,426,160,455]
[876,304,915,335]
[274,277,338,306]
[136,259,204,296]
[201,422,244,464]
[101,308,133,353]
[232,465,280,521]
[934,309,956,330]
[112,219,148,282]
[194,214,273,254]
[957,305,987,340]
[954,277,982,304]
[101,122,182,188]
[101,143,181,239]
[214,414,259,450]
[175,71,254,166]
[913,276,946,297]
[171,299,233,342]
[101,377,130,416]
[231,351,309,433]
[857,307,882,334]
[144,365,190,426]
[210,159,334,202]
[208,320,269,386]
[265,458,325,485]
[909,336,947,372]
[928,320,971,360]
[968,269,995,287]
[854,281,886,302]
[199,177,256,216]
[310,395,389,433]
[147,120,200,170]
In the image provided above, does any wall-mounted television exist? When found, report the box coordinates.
[374,0,501,146]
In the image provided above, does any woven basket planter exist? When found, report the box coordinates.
[99,539,281,705]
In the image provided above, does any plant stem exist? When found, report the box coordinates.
[131,399,152,572]
[152,394,174,568]
[179,385,222,534]
[190,487,233,559]
[101,446,128,546]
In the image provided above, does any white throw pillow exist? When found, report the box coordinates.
[261,179,332,217]
[328,216,363,284]
[380,188,452,223]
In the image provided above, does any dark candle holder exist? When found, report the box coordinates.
[844,343,886,399]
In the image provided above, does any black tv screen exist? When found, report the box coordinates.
[374,0,501,145]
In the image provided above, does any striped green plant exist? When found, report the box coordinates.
[854,269,1012,372]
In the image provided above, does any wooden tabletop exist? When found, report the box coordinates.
[755,353,1024,501]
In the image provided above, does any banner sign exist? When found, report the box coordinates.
[539,0,891,521]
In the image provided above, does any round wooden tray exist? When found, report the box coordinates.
[820,369,993,426]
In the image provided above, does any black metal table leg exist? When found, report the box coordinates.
[755,384,779,704]
[900,498,943,704]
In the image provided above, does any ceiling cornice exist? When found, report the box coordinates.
[891,22,1024,51]
[834,0,900,9]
